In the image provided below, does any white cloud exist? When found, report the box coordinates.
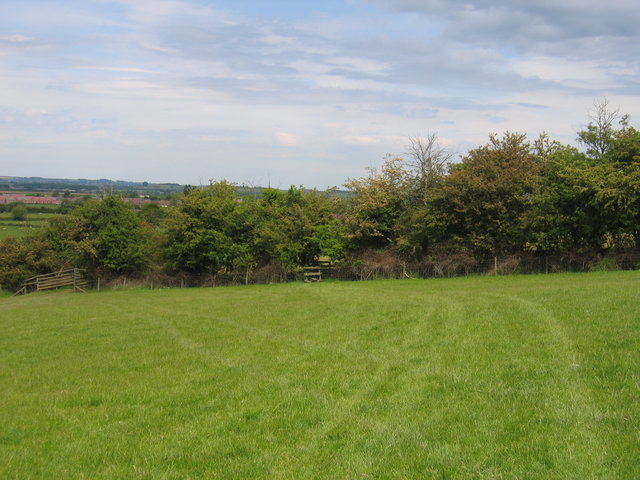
[74,79,227,102]
[103,0,219,25]
[275,132,298,147]
[342,135,381,145]
[77,66,159,74]
[1,0,639,187]
[511,57,628,90]
[0,35,35,43]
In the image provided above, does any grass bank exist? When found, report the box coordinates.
[1,272,639,478]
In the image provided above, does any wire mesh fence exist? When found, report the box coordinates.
[83,251,640,291]
[324,251,640,282]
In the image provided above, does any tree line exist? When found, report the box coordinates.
[2,102,639,290]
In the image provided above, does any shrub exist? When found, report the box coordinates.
[0,236,65,291]
[10,203,27,221]
[589,255,619,272]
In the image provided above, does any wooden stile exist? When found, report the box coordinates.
[303,258,332,283]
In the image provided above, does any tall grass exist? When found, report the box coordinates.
[1,272,639,478]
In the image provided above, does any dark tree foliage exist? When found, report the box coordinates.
[255,186,348,268]
[163,180,257,274]
[46,196,150,275]
[139,202,167,226]
[10,203,28,221]
[528,111,640,253]
[343,156,410,249]
[3,102,639,286]
[0,236,64,290]
[427,132,542,255]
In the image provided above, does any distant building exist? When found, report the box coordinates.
[0,194,61,205]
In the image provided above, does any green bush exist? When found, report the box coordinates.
[10,203,28,221]
[589,255,619,272]
[0,236,65,290]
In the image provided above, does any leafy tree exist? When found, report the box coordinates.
[528,110,640,253]
[254,186,347,267]
[163,180,257,274]
[607,121,640,164]
[385,134,454,258]
[595,163,640,247]
[183,184,197,196]
[524,146,600,253]
[526,137,640,253]
[46,196,150,275]
[56,198,76,214]
[0,236,65,290]
[343,156,411,249]
[576,99,640,165]
[139,203,167,226]
[428,133,543,255]
[307,221,350,260]
[255,187,307,267]
[10,203,28,221]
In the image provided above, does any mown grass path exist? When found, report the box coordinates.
[1,272,639,478]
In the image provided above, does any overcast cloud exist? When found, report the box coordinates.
[1,0,639,188]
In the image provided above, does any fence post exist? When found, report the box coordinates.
[545,256,549,274]
[494,256,498,275]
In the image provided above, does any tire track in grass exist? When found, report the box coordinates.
[161,319,240,369]
[485,292,610,478]
[362,289,611,479]
[154,286,406,369]
[61,284,611,477]
[152,289,445,477]
[109,284,423,370]
[159,310,385,367]
[144,291,444,477]
[268,299,447,478]
[102,296,249,370]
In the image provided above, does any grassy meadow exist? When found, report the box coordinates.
[0,212,58,240]
[1,272,639,478]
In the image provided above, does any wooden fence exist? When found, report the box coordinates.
[13,268,86,296]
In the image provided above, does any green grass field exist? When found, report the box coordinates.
[1,272,639,479]
[0,212,59,239]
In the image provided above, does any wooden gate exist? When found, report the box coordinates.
[13,268,86,296]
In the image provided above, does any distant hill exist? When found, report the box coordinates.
[0,176,350,198]
[0,176,183,195]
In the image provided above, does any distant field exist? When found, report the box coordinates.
[0,224,37,240]
[0,212,59,220]
[1,272,639,479]
[0,212,60,239]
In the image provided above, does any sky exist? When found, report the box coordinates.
[1,0,639,189]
